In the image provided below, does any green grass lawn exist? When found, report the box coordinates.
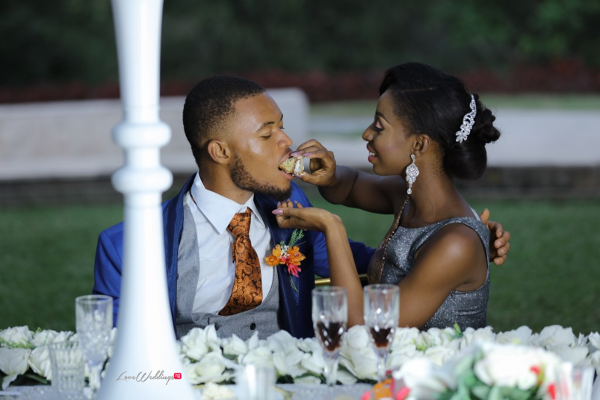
[1,197,599,335]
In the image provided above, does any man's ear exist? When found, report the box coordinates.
[206,140,232,165]
[412,134,431,157]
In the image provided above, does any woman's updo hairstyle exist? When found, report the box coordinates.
[379,62,501,180]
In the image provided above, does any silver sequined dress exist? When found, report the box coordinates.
[369,216,490,331]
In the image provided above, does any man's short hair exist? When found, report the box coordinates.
[182,75,265,166]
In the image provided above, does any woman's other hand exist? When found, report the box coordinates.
[291,139,337,187]
[479,208,511,265]
[272,200,342,233]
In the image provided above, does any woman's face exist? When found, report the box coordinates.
[362,90,413,176]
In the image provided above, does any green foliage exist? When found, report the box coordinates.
[2,0,600,86]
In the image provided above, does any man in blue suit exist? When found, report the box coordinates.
[93,76,374,340]
[93,76,509,340]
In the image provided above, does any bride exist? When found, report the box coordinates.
[273,62,505,330]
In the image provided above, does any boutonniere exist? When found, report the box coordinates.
[265,229,306,292]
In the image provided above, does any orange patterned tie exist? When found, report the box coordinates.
[219,208,263,315]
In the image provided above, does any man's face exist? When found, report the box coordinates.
[228,93,294,201]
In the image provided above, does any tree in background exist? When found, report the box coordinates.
[2,0,599,94]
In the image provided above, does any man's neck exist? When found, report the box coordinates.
[198,170,253,205]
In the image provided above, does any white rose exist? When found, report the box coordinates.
[336,368,358,385]
[536,325,576,348]
[272,347,307,377]
[420,327,457,348]
[339,345,377,381]
[180,327,210,361]
[192,351,232,383]
[392,327,421,350]
[496,326,533,346]
[344,325,370,349]
[459,326,495,349]
[300,349,326,375]
[202,381,235,399]
[297,337,321,354]
[587,332,600,352]
[28,346,52,380]
[204,325,222,352]
[222,334,248,358]
[388,343,419,371]
[473,343,561,391]
[266,330,297,354]
[240,346,273,368]
[0,348,31,390]
[392,357,452,400]
[0,326,33,346]
[547,344,589,365]
[424,345,457,366]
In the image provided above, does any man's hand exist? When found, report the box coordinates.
[480,208,511,266]
[291,139,337,187]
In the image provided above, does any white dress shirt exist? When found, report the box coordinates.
[187,173,274,314]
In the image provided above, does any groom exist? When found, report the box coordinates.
[93,76,375,340]
[93,76,510,340]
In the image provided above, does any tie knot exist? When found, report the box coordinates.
[227,208,252,238]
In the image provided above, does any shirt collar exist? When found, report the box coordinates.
[189,172,265,234]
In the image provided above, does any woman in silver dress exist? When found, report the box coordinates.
[273,62,506,330]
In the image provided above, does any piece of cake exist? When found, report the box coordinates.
[279,155,305,176]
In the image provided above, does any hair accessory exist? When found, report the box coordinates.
[406,153,419,195]
[456,94,476,143]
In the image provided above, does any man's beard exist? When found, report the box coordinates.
[231,155,291,202]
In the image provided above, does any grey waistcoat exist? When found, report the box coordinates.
[175,203,282,341]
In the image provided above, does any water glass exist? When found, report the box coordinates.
[312,286,347,387]
[556,363,594,400]
[235,364,276,400]
[49,341,84,397]
[363,284,399,382]
[75,295,113,397]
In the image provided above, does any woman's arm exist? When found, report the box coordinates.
[273,201,365,326]
[293,139,405,214]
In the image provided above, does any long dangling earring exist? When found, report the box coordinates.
[406,153,419,195]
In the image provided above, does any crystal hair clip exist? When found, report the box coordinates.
[456,94,476,143]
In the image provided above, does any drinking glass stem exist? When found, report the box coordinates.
[86,361,102,398]
[323,353,339,387]
[375,350,388,383]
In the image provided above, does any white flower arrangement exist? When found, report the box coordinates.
[1,324,598,395]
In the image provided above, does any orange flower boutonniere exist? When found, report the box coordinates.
[265,229,306,291]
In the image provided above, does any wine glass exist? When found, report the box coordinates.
[312,286,347,387]
[363,284,399,383]
[75,295,113,398]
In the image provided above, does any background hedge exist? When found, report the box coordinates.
[2,0,600,102]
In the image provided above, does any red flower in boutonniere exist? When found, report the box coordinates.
[265,229,306,291]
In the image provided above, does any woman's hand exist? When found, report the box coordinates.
[291,139,338,187]
[479,209,511,265]
[272,200,342,233]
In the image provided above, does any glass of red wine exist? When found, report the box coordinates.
[363,284,399,383]
[312,286,347,387]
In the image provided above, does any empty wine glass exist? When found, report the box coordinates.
[363,284,399,383]
[75,295,113,398]
[312,286,347,387]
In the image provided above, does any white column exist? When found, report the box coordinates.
[96,0,197,399]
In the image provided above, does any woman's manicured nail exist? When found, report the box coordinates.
[272,209,283,215]
[303,152,312,157]
[290,152,298,156]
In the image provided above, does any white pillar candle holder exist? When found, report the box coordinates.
[95,0,196,398]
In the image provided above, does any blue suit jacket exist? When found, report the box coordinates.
[93,175,374,338]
